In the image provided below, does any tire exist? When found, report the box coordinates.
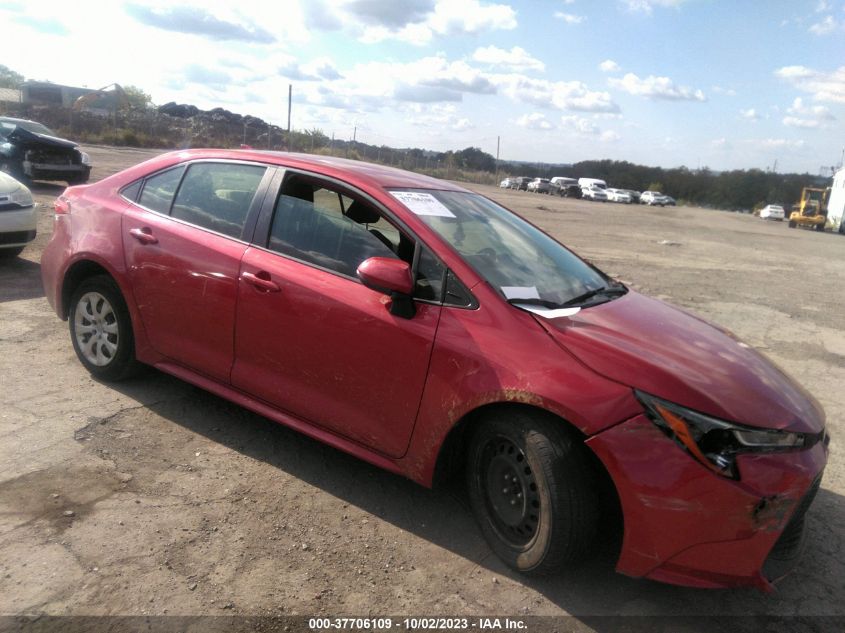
[788,220,797,228]
[466,410,599,575]
[815,222,825,232]
[0,247,25,259]
[69,275,140,381]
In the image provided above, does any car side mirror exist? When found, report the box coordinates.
[357,257,415,318]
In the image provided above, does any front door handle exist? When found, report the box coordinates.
[241,271,281,292]
[129,227,158,245]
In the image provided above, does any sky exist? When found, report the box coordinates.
[2,0,844,174]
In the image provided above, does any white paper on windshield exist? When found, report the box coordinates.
[390,191,456,218]
[512,303,581,319]
[501,286,541,301]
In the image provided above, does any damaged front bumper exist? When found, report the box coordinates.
[587,414,828,590]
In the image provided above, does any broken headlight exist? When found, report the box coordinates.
[636,391,811,479]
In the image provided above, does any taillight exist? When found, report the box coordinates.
[54,196,71,215]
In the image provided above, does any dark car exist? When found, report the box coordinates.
[42,150,828,589]
[0,117,91,185]
[509,176,531,191]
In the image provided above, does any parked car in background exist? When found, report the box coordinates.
[606,188,633,204]
[41,149,828,589]
[550,177,582,198]
[0,171,36,258]
[663,195,676,206]
[509,176,531,191]
[527,178,553,194]
[578,177,607,190]
[623,189,641,204]
[641,191,668,206]
[0,116,92,185]
[581,184,608,202]
[499,178,512,188]
[760,204,785,221]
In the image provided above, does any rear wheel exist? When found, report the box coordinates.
[815,222,825,232]
[466,410,599,575]
[788,220,797,228]
[69,275,140,381]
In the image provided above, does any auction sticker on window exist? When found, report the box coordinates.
[390,191,456,218]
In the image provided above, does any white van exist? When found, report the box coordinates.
[578,177,607,190]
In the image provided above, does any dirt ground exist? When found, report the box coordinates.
[0,146,843,629]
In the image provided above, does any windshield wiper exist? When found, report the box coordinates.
[506,297,563,309]
[562,283,627,307]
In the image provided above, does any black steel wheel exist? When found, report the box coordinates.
[466,410,599,575]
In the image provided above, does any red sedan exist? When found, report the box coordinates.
[41,150,828,590]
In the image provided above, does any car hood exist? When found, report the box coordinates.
[7,126,79,151]
[0,171,28,195]
[538,291,824,433]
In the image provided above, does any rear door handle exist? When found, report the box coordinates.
[241,271,281,292]
[129,227,158,245]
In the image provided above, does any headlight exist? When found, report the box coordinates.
[636,391,814,480]
[79,151,91,165]
[9,188,33,207]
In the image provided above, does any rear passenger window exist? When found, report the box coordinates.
[138,166,185,214]
[120,180,142,202]
[171,163,266,239]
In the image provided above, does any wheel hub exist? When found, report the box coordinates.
[481,437,540,545]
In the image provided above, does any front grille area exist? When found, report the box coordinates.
[0,230,36,245]
[762,475,822,581]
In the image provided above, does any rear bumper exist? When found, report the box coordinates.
[587,414,828,589]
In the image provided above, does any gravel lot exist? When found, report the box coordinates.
[1,146,843,629]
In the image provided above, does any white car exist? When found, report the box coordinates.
[499,178,512,188]
[760,204,785,221]
[606,188,633,204]
[581,185,608,202]
[0,171,36,258]
[640,191,668,206]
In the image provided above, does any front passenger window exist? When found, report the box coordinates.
[268,177,401,277]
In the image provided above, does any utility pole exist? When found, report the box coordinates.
[286,84,292,151]
[495,135,500,181]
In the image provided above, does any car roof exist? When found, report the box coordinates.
[150,149,471,192]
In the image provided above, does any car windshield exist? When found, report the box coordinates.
[0,119,56,137]
[392,189,611,307]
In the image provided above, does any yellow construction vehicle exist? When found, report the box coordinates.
[788,187,830,231]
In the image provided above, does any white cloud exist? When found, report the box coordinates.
[815,0,832,12]
[775,65,845,103]
[471,45,545,72]
[599,59,620,73]
[712,85,736,96]
[782,97,836,127]
[711,137,730,149]
[621,0,688,14]
[316,0,517,46]
[493,74,620,112]
[609,72,706,101]
[517,112,554,130]
[559,115,620,141]
[740,108,760,121]
[760,138,806,149]
[808,15,843,34]
[555,12,585,23]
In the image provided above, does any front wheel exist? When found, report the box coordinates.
[466,411,599,575]
[788,220,797,228]
[69,275,140,381]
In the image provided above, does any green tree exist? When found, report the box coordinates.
[0,65,25,89]
[123,85,153,109]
